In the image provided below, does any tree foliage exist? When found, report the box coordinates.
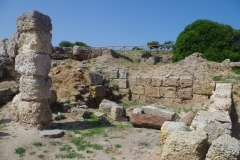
[132,46,143,50]
[172,19,240,62]
[147,41,160,49]
[59,41,90,48]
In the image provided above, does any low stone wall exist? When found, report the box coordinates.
[128,75,215,105]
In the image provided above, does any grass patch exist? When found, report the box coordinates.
[86,150,93,153]
[232,91,238,95]
[233,68,240,74]
[60,144,72,152]
[50,141,62,146]
[119,100,139,108]
[33,142,43,147]
[92,144,103,150]
[213,76,221,81]
[115,144,121,148]
[55,151,85,159]
[112,84,119,90]
[15,147,25,157]
[71,137,90,151]
[38,154,44,159]
[29,151,36,155]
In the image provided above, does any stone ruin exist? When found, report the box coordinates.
[11,10,52,130]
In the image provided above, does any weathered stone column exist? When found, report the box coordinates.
[11,10,52,130]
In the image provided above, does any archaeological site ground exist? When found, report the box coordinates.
[0,10,239,160]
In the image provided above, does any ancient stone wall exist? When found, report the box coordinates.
[11,10,52,129]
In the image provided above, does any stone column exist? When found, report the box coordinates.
[11,10,52,130]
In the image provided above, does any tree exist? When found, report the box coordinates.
[59,41,74,47]
[172,19,240,62]
[74,41,89,48]
[147,41,160,50]
[163,41,174,50]
[132,46,143,50]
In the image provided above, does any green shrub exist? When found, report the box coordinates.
[32,142,43,147]
[172,19,240,62]
[15,147,25,157]
[233,68,240,74]
[147,41,159,49]
[59,41,74,47]
[112,84,119,90]
[213,76,222,81]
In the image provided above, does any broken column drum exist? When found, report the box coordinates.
[11,10,52,129]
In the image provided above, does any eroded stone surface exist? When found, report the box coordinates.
[15,52,51,76]
[142,106,176,121]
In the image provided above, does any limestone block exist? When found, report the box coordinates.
[162,76,180,87]
[102,69,118,79]
[99,99,117,115]
[130,86,145,94]
[160,87,176,98]
[193,81,215,95]
[180,76,193,88]
[50,88,57,105]
[193,94,209,102]
[11,97,52,125]
[118,88,129,95]
[142,106,176,120]
[206,134,240,160]
[86,71,103,85]
[136,76,151,87]
[139,95,147,103]
[161,131,208,160]
[90,85,106,98]
[215,83,232,90]
[190,111,232,144]
[118,69,127,79]
[15,52,51,76]
[151,76,162,87]
[18,30,52,54]
[132,108,143,114]
[160,121,188,145]
[17,10,52,32]
[72,45,81,55]
[131,94,139,101]
[0,39,8,57]
[209,99,232,115]
[177,88,193,100]
[180,111,195,125]
[145,87,160,97]
[128,77,136,87]
[111,105,126,121]
[162,98,182,105]
[110,79,128,89]
[230,62,240,69]
[20,76,52,101]
[130,113,167,129]
[7,32,19,59]
[0,88,14,96]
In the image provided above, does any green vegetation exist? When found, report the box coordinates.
[119,100,139,108]
[15,147,26,157]
[55,151,85,159]
[71,137,90,151]
[213,76,222,81]
[172,19,240,62]
[147,41,159,49]
[32,142,43,147]
[233,68,240,74]
[92,144,103,150]
[50,141,63,146]
[115,144,121,148]
[38,154,44,159]
[132,46,143,50]
[59,41,89,48]
[59,144,72,152]
[112,83,119,90]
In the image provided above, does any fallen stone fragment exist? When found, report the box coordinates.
[206,134,240,160]
[111,105,126,121]
[130,113,167,129]
[161,130,208,160]
[142,105,176,121]
[180,111,195,125]
[160,121,188,145]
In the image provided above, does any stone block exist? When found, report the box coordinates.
[151,76,162,87]
[130,86,145,95]
[161,131,208,160]
[7,32,19,59]
[206,134,240,160]
[180,76,193,88]
[102,69,118,79]
[162,98,182,105]
[110,79,128,89]
[17,10,52,32]
[142,106,176,120]
[160,121,188,145]
[193,94,209,102]
[0,39,8,57]
[90,85,106,98]
[118,88,129,95]
[15,52,51,76]
[190,111,232,145]
[230,62,240,69]
[180,111,195,125]
[118,69,127,79]
[130,113,167,129]
[86,71,103,85]
[99,99,117,115]
[111,105,126,121]
[160,87,176,98]
[193,80,215,95]
[131,94,139,101]
[162,76,180,87]
[11,97,52,125]
[20,76,52,101]
[0,88,14,96]
[145,87,160,97]
[18,31,52,54]
[128,77,136,87]
[136,76,151,87]
[177,88,193,100]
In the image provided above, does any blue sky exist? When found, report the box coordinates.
[0,0,239,47]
